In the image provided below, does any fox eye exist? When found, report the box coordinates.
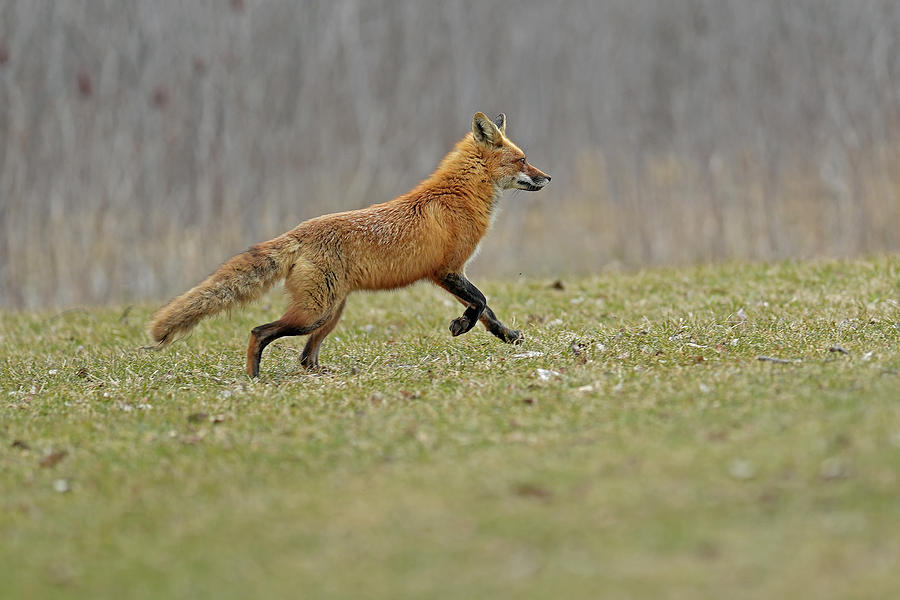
[518,157,526,165]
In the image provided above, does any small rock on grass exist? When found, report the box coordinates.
[729,459,756,480]
[535,368,561,381]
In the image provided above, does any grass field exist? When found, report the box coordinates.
[2,257,899,599]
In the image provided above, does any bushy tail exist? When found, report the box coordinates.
[148,232,302,347]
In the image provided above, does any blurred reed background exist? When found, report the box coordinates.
[1,0,899,308]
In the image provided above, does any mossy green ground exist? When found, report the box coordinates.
[2,257,899,599]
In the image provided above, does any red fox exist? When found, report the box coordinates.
[148,112,550,377]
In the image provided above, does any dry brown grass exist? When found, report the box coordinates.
[483,145,900,276]
[2,1,900,307]
[4,145,900,308]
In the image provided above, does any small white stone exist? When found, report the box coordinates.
[729,460,755,480]
[535,368,561,381]
[512,351,544,359]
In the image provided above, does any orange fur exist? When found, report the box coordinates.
[148,112,550,376]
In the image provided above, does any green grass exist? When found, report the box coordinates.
[2,257,900,599]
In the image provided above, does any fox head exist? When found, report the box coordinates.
[471,112,551,192]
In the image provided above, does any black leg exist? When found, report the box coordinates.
[300,298,346,369]
[480,305,524,344]
[439,273,486,337]
[246,315,328,377]
[438,274,523,344]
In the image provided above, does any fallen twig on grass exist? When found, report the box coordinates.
[756,355,801,364]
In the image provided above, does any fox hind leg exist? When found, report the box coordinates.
[300,298,347,370]
[246,305,332,378]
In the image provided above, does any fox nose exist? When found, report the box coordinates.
[545,175,551,182]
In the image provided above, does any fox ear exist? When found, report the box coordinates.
[472,112,502,147]
[492,113,506,134]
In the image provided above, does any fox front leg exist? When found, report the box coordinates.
[440,273,485,336]
[480,305,524,344]
[439,273,522,343]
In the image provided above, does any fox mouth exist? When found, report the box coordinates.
[515,173,550,191]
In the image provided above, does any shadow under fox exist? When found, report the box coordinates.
[149,112,550,376]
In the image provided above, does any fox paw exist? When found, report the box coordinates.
[449,316,474,337]
[504,329,524,344]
